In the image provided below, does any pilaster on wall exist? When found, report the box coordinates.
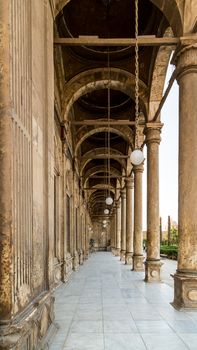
[0,0,56,348]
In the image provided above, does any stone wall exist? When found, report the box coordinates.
[0,0,57,348]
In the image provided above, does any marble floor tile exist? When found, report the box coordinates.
[104,320,138,333]
[63,333,104,350]
[49,253,197,350]
[141,333,189,350]
[104,333,147,350]
[70,320,103,333]
[135,319,174,334]
[179,333,197,349]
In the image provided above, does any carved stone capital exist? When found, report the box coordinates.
[144,123,163,145]
[172,44,197,81]
[133,163,144,174]
[125,176,134,189]
[115,201,120,209]
[120,187,126,199]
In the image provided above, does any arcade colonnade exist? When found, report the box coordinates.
[0,0,197,349]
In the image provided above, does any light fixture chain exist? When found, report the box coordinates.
[107,48,111,194]
[135,0,139,149]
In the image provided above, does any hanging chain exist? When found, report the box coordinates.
[107,48,111,195]
[135,0,140,149]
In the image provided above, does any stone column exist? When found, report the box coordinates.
[125,176,134,265]
[172,45,197,309]
[115,201,121,256]
[0,0,12,324]
[110,212,116,255]
[120,188,126,261]
[144,123,163,282]
[133,164,144,271]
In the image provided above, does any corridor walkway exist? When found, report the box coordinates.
[49,253,197,350]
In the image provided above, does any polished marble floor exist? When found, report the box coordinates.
[49,253,197,350]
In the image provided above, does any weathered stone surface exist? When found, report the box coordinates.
[133,255,144,272]
[144,260,163,283]
[144,124,163,282]
[172,273,197,310]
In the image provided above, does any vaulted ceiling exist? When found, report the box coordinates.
[55,0,172,222]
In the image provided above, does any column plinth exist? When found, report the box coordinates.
[125,176,134,265]
[120,188,126,261]
[144,124,163,282]
[144,260,163,282]
[125,253,133,265]
[171,45,197,309]
[172,273,197,310]
[133,255,144,271]
[132,164,144,271]
[73,251,79,271]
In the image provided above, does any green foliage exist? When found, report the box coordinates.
[170,227,178,244]
[160,244,178,260]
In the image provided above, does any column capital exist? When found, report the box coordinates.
[172,44,197,81]
[125,176,134,189]
[120,187,126,199]
[144,123,163,145]
[115,200,120,209]
[133,163,144,174]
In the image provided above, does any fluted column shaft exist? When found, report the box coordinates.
[133,164,144,271]
[120,188,126,261]
[172,45,197,309]
[144,123,163,282]
[125,176,134,265]
[0,1,12,322]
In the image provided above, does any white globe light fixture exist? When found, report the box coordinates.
[105,196,113,205]
[130,149,144,166]
[103,220,107,224]
[104,209,109,215]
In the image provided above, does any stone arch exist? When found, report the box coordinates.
[148,27,173,121]
[88,185,115,198]
[79,148,126,175]
[150,0,183,36]
[83,165,121,187]
[55,0,183,35]
[62,68,148,120]
[75,123,134,156]
[183,1,197,34]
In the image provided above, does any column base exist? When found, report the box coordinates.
[0,292,56,350]
[125,252,133,265]
[144,260,163,282]
[114,248,120,257]
[63,253,73,283]
[171,272,197,310]
[73,251,79,271]
[132,255,144,271]
[84,250,89,260]
[79,249,84,265]
[120,250,126,261]
[111,247,116,255]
